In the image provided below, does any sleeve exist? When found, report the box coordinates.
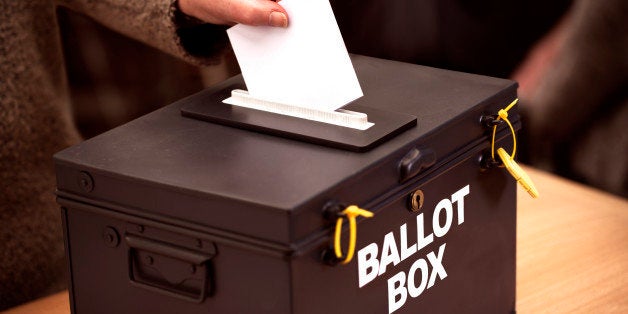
[525,0,627,140]
[57,0,229,66]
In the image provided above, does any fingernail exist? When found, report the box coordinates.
[269,11,288,27]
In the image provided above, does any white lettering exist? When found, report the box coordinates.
[387,272,407,314]
[385,244,448,313]
[427,243,447,288]
[407,258,428,298]
[399,223,417,261]
[379,232,401,276]
[451,185,470,225]
[358,243,380,288]
[416,213,434,251]
[432,199,452,238]
[357,183,472,314]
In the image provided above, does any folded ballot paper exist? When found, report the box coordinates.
[226,0,363,114]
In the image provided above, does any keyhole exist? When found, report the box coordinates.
[409,189,424,212]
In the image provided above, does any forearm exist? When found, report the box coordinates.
[56,0,228,65]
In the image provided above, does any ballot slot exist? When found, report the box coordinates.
[180,79,417,152]
[223,89,374,130]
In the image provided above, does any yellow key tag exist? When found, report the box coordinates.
[497,148,539,198]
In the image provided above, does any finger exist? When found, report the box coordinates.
[178,0,227,24]
[178,0,289,27]
[227,0,288,27]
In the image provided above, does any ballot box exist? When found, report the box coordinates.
[55,55,520,314]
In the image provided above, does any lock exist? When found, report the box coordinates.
[408,189,425,212]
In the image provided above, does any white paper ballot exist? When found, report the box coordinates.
[226,0,363,111]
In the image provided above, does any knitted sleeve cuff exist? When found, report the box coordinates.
[170,0,230,64]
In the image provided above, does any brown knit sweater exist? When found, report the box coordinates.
[0,0,225,309]
[520,0,628,196]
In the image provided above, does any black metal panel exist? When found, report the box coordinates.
[59,138,515,314]
[290,142,516,314]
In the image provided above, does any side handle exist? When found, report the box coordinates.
[125,234,214,303]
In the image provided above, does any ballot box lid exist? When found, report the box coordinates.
[54,55,517,245]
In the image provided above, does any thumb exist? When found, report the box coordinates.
[230,0,289,27]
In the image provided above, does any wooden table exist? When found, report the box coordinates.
[516,167,628,313]
[4,167,627,314]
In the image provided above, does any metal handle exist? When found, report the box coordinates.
[125,234,213,303]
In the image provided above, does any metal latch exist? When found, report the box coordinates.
[398,148,436,183]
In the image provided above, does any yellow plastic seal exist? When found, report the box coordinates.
[491,98,539,198]
[334,205,374,264]
[497,147,539,198]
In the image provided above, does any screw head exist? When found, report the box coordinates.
[102,227,120,248]
[78,171,94,192]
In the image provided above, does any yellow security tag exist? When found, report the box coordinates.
[497,148,539,198]
[490,99,539,198]
[334,205,374,264]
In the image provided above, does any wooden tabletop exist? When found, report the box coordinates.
[4,167,627,314]
[516,167,628,313]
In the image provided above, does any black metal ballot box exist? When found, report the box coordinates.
[55,55,519,314]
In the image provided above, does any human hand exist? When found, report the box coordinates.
[178,0,289,27]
